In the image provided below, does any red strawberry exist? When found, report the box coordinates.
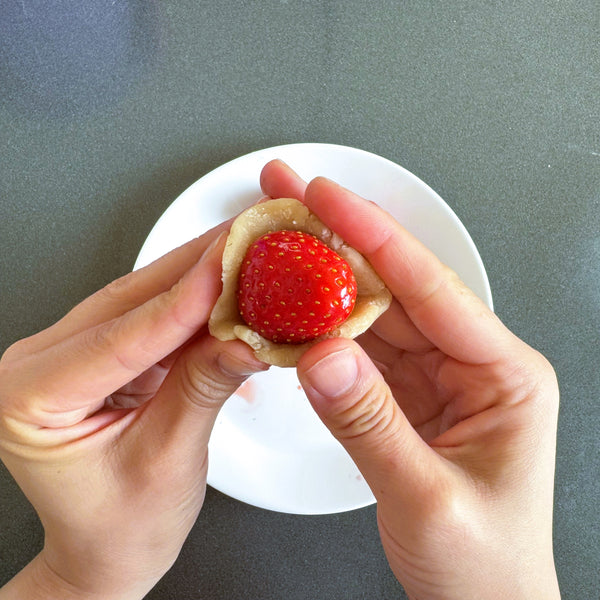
[237,230,357,344]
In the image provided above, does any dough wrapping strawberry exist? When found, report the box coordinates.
[209,198,391,367]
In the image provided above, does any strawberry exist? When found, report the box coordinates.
[237,230,357,344]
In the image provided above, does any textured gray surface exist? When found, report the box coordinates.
[1,1,599,598]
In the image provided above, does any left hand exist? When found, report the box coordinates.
[0,224,268,600]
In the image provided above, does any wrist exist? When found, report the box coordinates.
[0,552,151,600]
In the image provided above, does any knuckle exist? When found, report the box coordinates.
[528,351,560,417]
[537,353,558,388]
[420,485,472,541]
[0,354,11,386]
[1,338,32,363]
[164,279,202,333]
[86,321,114,360]
[1,344,17,365]
[0,355,41,428]
[515,347,560,409]
[403,263,459,310]
[333,385,396,441]
[161,280,190,329]
[97,273,136,307]
[86,320,143,375]
[177,356,238,410]
[0,347,25,411]
[0,366,9,414]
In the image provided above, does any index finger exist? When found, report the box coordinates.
[302,177,517,365]
[12,220,232,357]
[3,234,226,428]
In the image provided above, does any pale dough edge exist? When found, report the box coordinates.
[208,198,392,367]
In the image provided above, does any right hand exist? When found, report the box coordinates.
[261,160,561,600]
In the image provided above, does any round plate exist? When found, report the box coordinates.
[134,143,493,515]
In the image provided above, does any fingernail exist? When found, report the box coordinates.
[204,231,227,257]
[303,348,358,398]
[185,231,226,281]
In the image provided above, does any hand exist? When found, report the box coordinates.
[0,225,268,600]
[261,160,561,599]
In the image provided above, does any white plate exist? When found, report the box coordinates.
[134,143,493,515]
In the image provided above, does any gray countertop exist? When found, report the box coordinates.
[1,2,598,598]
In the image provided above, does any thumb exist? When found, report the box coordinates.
[133,337,269,459]
[297,338,440,505]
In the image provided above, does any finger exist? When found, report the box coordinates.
[297,338,446,508]
[106,357,174,409]
[8,234,227,427]
[106,329,201,408]
[303,177,516,365]
[367,299,434,353]
[133,337,269,455]
[353,331,450,442]
[15,222,231,356]
[12,337,269,451]
[259,159,307,201]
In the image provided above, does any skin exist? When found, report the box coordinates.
[262,160,561,599]
[0,225,269,599]
[0,161,560,599]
